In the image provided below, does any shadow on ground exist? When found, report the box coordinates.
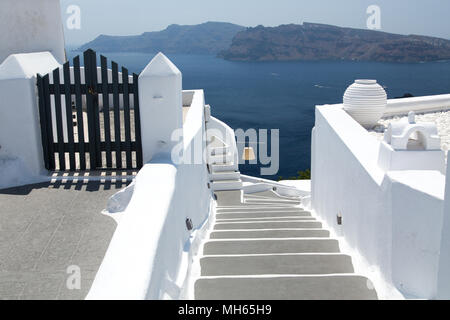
[0,179,132,195]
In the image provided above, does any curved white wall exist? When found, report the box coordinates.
[0,0,66,64]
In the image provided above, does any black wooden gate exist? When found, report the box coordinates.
[37,49,143,171]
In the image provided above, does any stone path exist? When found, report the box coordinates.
[195,190,378,300]
[0,180,129,300]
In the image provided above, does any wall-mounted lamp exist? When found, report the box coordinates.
[186,218,193,231]
[337,212,343,225]
[242,147,256,161]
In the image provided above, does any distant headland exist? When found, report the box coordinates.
[79,22,450,63]
[78,21,245,55]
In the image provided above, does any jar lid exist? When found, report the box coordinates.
[355,79,377,85]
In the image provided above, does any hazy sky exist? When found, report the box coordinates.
[61,0,450,45]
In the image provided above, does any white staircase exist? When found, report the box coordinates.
[206,116,243,192]
[193,190,378,300]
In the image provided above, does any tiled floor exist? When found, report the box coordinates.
[0,180,129,300]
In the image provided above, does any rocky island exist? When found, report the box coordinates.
[78,21,245,55]
[219,22,450,63]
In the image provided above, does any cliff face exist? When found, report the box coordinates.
[78,22,245,54]
[219,23,450,63]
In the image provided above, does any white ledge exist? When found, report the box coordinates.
[385,94,450,117]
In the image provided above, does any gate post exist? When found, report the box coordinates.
[138,53,183,164]
[0,52,60,188]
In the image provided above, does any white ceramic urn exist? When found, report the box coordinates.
[343,79,387,129]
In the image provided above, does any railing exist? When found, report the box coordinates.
[384,94,450,117]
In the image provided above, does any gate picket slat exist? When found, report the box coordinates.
[133,73,143,168]
[37,75,50,170]
[53,68,66,170]
[84,49,97,169]
[101,56,112,168]
[63,62,76,170]
[122,67,132,169]
[90,51,102,168]
[42,74,55,170]
[112,61,122,168]
[73,56,86,170]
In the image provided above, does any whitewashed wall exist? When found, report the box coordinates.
[0,0,66,64]
[389,171,445,296]
[87,87,212,299]
[311,104,448,299]
[437,158,450,299]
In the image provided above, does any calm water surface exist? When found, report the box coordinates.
[68,51,450,179]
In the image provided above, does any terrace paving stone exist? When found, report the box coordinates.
[0,180,129,300]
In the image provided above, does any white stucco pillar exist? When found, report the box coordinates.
[0,52,61,188]
[138,53,183,163]
[0,0,66,64]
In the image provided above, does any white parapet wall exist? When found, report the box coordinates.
[0,0,66,64]
[385,94,450,117]
[0,52,61,189]
[437,156,450,299]
[87,78,212,299]
[311,102,449,299]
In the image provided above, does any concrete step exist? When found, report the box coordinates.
[210,171,240,181]
[208,153,233,165]
[244,198,301,205]
[217,207,309,213]
[244,195,301,203]
[195,276,377,300]
[211,164,237,173]
[217,203,306,212]
[215,217,316,222]
[245,195,301,202]
[203,239,340,255]
[210,229,330,239]
[211,180,243,192]
[208,146,229,156]
[245,190,301,201]
[214,221,322,230]
[200,254,355,276]
[214,190,243,206]
[238,203,300,209]
[216,211,311,220]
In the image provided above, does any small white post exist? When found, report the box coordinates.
[0,52,60,188]
[138,53,183,163]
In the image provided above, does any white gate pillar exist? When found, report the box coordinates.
[0,52,60,189]
[138,53,183,164]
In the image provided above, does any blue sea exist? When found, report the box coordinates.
[68,51,450,180]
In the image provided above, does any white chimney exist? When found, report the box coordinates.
[0,0,66,64]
